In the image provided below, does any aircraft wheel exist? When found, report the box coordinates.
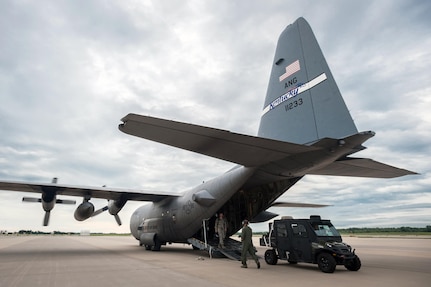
[264,249,278,265]
[151,237,161,251]
[317,253,336,273]
[344,255,361,271]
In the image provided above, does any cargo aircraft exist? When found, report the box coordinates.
[0,18,415,251]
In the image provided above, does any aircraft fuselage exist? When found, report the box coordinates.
[129,166,255,248]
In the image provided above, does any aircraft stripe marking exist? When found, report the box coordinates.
[262,73,327,116]
[279,60,300,82]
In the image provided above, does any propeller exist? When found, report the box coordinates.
[43,211,50,226]
[92,206,108,217]
[22,197,41,203]
[22,178,76,226]
[113,214,122,226]
[91,205,122,226]
[91,199,125,226]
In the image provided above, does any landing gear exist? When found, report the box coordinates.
[151,237,161,251]
[139,233,163,251]
[143,243,161,251]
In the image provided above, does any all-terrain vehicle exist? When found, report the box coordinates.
[260,215,361,273]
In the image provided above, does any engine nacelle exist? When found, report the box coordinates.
[41,192,56,212]
[74,201,95,221]
[108,199,126,215]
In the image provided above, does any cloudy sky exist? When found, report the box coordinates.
[0,0,430,233]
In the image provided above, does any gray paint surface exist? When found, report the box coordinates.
[258,17,357,144]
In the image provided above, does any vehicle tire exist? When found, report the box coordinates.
[344,255,361,271]
[317,253,336,273]
[264,249,278,265]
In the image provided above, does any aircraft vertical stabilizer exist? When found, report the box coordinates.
[258,17,358,145]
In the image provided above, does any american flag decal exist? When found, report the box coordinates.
[279,60,300,82]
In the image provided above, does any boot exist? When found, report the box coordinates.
[256,260,260,269]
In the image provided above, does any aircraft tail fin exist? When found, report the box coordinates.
[258,17,358,145]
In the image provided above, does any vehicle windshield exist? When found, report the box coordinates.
[312,223,340,237]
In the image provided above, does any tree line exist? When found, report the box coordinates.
[339,226,431,233]
[15,230,79,235]
[4,226,431,235]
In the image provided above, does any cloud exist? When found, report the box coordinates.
[0,0,430,233]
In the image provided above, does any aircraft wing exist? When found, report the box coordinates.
[309,157,418,178]
[119,113,318,167]
[0,180,181,202]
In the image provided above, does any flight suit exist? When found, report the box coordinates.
[241,223,260,268]
[215,216,228,248]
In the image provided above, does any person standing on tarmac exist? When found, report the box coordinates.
[240,219,260,269]
[215,212,228,249]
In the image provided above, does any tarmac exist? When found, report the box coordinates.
[0,235,430,287]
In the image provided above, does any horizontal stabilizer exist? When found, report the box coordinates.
[309,157,417,178]
[271,202,329,208]
[251,211,279,223]
[119,113,317,167]
[251,202,329,223]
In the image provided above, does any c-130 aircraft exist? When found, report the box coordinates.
[0,18,415,251]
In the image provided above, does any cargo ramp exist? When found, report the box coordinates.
[187,237,242,260]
